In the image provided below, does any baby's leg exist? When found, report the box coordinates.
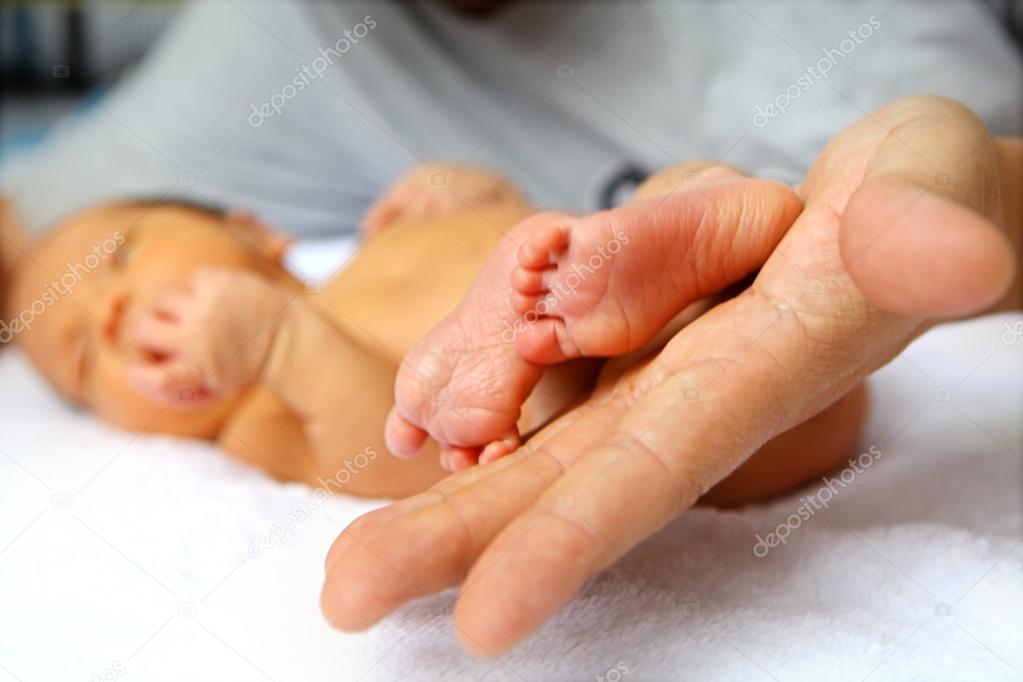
[700,383,870,507]
[388,162,802,461]
[222,327,454,498]
[510,162,802,362]
[531,294,870,506]
[234,192,593,493]
[327,194,600,472]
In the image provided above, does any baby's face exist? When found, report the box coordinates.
[9,202,296,436]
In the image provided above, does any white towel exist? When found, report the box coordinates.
[1,294,1020,681]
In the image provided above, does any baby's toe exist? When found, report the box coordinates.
[440,444,481,472]
[515,317,580,365]
[512,290,548,316]
[516,218,572,270]
[478,430,520,466]
[510,266,548,295]
[385,406,430,458]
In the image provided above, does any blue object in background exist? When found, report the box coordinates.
[0,1,179,164]
[0,89,106,165]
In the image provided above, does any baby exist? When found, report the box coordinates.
[3,164,867,503]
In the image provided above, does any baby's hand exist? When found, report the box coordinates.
[361,164,522,237]
[126,267,295,405]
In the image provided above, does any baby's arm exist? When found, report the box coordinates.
[127,269,418,482]
[258,293,400,461]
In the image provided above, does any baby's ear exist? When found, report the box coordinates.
[226,211,292,261]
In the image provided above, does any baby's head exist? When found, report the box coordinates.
[8,199,299,436]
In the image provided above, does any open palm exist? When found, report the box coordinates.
[321,96,1019,655]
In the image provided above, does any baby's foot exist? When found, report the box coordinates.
[362,164,523,237]
[385,215,560,462]
[126,267,295,404]
[510,177,803,364]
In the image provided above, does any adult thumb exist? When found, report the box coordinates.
[839,98,1018,319]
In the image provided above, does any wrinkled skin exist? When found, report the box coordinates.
[321,96,1020,655]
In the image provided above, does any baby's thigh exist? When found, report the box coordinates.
[698,383,870,507]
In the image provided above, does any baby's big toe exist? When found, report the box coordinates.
[515,214,572,270]
[514,317,580,365]
[384,406,430,458]
[439,444,481,472]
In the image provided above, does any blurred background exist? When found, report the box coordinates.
[0,1,179,164]
[1,0,1020,165]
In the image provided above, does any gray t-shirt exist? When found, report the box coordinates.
[2,0,1021,235]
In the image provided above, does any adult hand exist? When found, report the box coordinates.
[321,96,1021,655]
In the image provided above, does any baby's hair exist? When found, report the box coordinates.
[119,197,230,220]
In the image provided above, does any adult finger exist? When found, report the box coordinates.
[839,96,1014,318]
[323,453,528,572]
[450,96,1014,655]
[321,400,614,631]
[452,300,789,655]
[324,403,596,573]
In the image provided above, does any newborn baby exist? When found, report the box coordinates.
[5,164,867,503]
[4,167,591,497]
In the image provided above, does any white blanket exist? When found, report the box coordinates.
[1,264,1020,680]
